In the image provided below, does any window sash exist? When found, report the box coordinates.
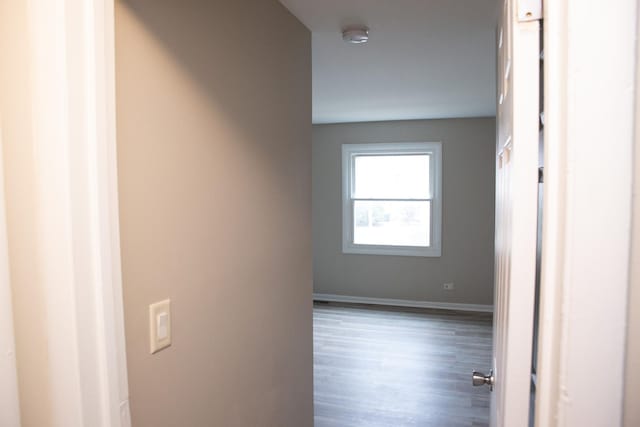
[349,152,436,201]
[350,199,433,248]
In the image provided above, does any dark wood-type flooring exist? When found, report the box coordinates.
[313,302,493,427]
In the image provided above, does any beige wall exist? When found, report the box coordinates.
[312,118,496,305]
[115,1,312,425]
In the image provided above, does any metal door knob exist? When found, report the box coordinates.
[472,370,494,390]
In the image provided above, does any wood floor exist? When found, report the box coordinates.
[313,302,493,427]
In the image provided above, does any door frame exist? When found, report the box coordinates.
[0,0,130,426]
[535,0,637,425]
[0,125,20,427]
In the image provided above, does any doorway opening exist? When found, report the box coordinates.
[274,0,536,425]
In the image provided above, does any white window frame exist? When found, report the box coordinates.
[341,142,442,257]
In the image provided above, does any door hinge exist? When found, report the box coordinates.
[518,0,542,22]
[538,167,544,183]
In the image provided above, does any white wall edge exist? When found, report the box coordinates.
[94,0,132,425]
[313,293,494,313]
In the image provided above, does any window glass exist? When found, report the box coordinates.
[353,154,430,199]
[353,200,431,247]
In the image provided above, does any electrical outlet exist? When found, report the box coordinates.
[443,283,455,291]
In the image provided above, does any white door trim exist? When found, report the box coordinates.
[0,0,130,425]
[56,0,131,424]
[535,0,637,425]
[0,124,20,427]
[84,1,132,424]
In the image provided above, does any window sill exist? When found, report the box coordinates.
[342,244,442,257]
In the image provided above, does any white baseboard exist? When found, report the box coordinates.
[313,293,493,313]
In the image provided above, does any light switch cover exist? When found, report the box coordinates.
[149,299,171,354]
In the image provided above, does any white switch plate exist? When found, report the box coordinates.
[149,299,171,354]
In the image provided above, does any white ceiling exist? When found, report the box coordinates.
[279,0,500,124]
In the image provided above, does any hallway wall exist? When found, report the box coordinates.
[115,1,312,425]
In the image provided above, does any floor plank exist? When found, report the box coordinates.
[313,302,493,427]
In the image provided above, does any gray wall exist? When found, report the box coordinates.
[116,1,312,425]
[313,118,496,305]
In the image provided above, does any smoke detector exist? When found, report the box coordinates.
[342,27,369,44]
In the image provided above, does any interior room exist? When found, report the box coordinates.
[280,1,499,425]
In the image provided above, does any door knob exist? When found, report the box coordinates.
[472,369,494,391]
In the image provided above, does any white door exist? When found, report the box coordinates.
[473,0,541,426]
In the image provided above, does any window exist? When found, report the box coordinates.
[342,142,442,257]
